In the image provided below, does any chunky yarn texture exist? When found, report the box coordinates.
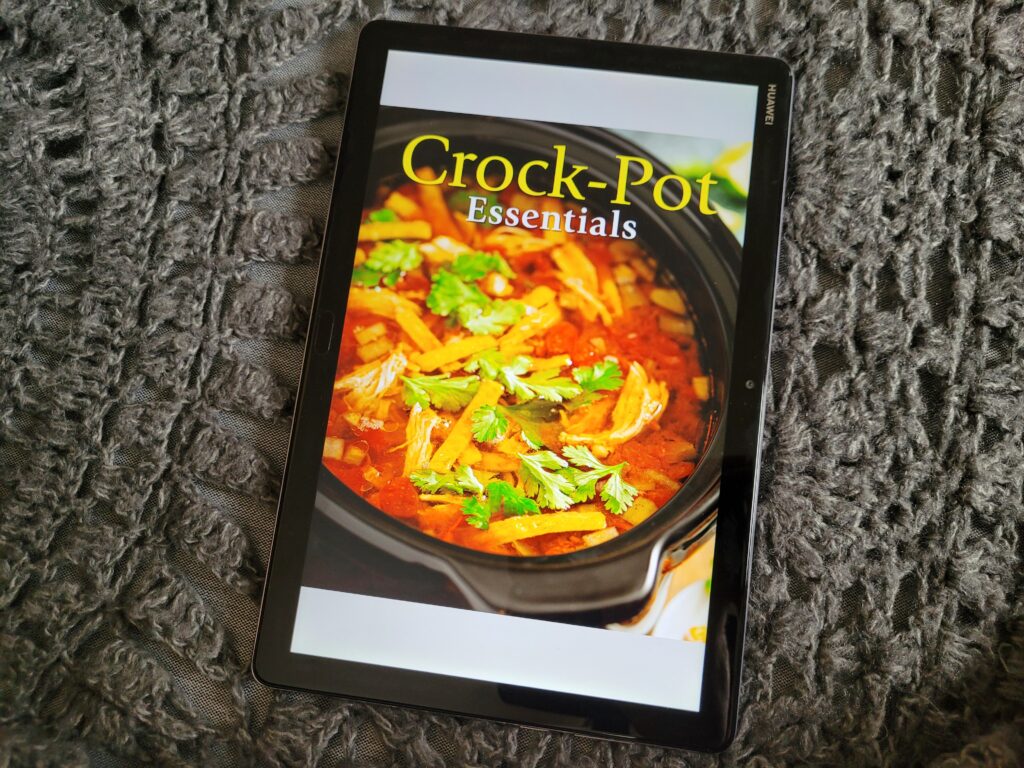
[1,1,1023,766]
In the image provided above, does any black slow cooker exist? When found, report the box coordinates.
[314,109,739,621]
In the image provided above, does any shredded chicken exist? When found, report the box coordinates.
[403,403,441,475]
[334,349,408,412]
[551,243,599,293]
[482,226,555,256]
[557,272,613,326]
[559,362,668,456]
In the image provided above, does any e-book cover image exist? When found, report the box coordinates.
[299,103,753,686]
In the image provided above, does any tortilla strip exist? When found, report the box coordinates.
[486,510,606,545]
[357,220,432,241]
[428,380,504,472]
[394,306,441,352]
[412,335,498,371]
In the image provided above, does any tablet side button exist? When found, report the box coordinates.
[313,311,335,354]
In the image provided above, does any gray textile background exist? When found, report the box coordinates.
[1,0,1023,765]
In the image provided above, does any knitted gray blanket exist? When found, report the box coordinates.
[2,1,1022,766]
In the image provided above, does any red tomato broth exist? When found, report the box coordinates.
[322,178,717,557]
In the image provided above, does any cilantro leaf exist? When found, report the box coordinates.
[353,240,422,287]
[600,471,639,515]
[518,451,577,510]
[464,349,508,380]
[573,360,624,393]
[457,300,525,335]
[426,269,489,317]
[494,357,535,400]
[366,240,421,274]
[461,480,540,530]
[471,404,508,443]
[467,352,583,402]
[563,391,604,411]
[410,465,484,495]
[517,368,583,403]
[561,445,639,515]
[449,251,515,281]
[462,496,490,529]
[561,445,606,471]
[352,264,384,287]
[500,401,560,449]
[427,261,522,335]
[485,481,540,517]
[402,374,480,411]
[368,208,397,222]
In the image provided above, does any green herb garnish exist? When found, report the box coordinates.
[461,481,539,530]
[458,300,525,335]
[471,404,509,443]
[515,368,582,403]
[368,208,398,222]
[410,465,484,495]
[572,360,624,393]
[499,400,561,449]
[402,374,480,411]
[425,260,522,336]
[561,445,639,515]
[426,268,490,316]
[353,239,421,287]
[466,351,580,402]
[518,451,577,510]
[449,251,515,281]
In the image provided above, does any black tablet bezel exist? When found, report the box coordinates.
[253,19,792,753]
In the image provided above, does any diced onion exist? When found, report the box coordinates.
[658,314,695,337]
[650,288,686,314]
[583,527,619,547]
[343,443,367,465]
[692,376,710,401]
[613,264,637,284]
[322,437,345,461]
[609,241,642,263]
[623,497,658,526]
[620,283,647,309]
[354,322,387,346]
[357,338,392,362]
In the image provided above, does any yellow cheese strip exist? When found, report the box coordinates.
[477,452,519,472]
[458,444,483,466]
[348,287,421,318]
[486,510,607,545]
[394,306,441,352]
[499,301,562,351]
[521,285,556,308]
[602,277,624,318]
[428,380,504,472]
[383,191,423,220]
[412,335,497,371]
[357,220,432,241]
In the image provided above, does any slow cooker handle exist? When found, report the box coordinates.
[446,544,663,618]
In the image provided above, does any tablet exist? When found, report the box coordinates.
[253,20,792,752]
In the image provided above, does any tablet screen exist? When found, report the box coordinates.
[292,50,760,713]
